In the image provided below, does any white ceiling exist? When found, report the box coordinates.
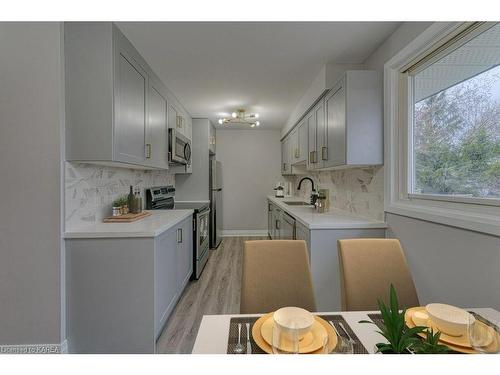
[117,22,401,130]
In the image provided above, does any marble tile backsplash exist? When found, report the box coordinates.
[285,166,384,221]
[65,162,175,230]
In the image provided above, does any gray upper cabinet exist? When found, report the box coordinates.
[298,117,308,164]
[65,22,189,170]
[289,119,307,165]
[323,81,346,168]
[304,70,382,171]
[209,122,216,155]
[114,37,148,165]
[281,136,292,175]
[147,75,169,169]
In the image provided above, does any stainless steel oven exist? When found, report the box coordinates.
[168,128,191,165]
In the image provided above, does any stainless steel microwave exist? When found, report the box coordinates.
[168,128,191,165]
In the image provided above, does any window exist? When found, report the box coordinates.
[408,23,500,204]
[385,22,500,236]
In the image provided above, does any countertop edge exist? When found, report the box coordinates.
[64,209,194,239]
[267,195,387,230]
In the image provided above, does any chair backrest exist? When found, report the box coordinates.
[240,240,317,314]
[337,238,419,311]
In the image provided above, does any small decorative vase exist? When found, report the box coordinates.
[112,206,121,217]
[122,205,129,215]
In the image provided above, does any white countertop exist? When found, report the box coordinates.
[64,209,194,239]
[267,195,387,230]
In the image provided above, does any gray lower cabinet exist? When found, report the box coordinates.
[309,227,385,311]
[267,202,273,238]
[66,216,193,353]
[266,200,385,310]
[154,217,192,337]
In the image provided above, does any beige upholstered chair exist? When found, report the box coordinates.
[240,240,317,314]
[337,238,419,311]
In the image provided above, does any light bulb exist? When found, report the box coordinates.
[256,121,260,126]
[218,119,223,124]
[231,112,237,118]
[255,113,259,118]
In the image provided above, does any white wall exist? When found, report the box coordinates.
[216,129,281,233]
[365,22,500,310]
[0,23,63,346]
[386,214,500,310]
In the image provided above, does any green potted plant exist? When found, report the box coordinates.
[112,197,123,216]
[360,284,426,354]
[112,196,129,215]
[413,328,450,354]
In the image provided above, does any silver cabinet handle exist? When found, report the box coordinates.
[283,163,286,171]
[321,146,328,161]
[310,150,318,163]
[177,228,183,243]
[146,143,152,158]
[275,220,280,230]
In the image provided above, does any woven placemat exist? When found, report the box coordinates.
[368,311,496,331]
[226,314,368,354]
[367,311,497,354]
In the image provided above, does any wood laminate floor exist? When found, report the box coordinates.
[156,236,266,354]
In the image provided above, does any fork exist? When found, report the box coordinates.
[233,323,244,354]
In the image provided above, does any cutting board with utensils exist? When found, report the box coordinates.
[103,211,151,223]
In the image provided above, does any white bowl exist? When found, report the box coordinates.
[273,307,314,339]
[426,303,475,337]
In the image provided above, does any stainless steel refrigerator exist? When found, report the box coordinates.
[209,159,223,248]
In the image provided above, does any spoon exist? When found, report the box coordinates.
[234,323,244,354]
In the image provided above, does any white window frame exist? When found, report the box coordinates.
[384,22,500,236]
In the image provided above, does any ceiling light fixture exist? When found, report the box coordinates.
[218,109,260,128]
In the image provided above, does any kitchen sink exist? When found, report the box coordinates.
[283,201,312,206]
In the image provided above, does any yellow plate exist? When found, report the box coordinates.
[405,307,478,354]
[251,312,338,354]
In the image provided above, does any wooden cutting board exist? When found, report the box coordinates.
[103,211,152,223]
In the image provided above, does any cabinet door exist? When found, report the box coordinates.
[295,222,310,261]
[114,46,148,165]
[324,81,346,168]
[209,123,216,154]
[290,127,299,164]
[298,114,309,164]
[307,105,317,170]
[315,98,326,169]
[168,103,178,131]
[155,227,178,337]
[176,217,193,289]
[147,79,168,169]
[267,202,274,238]
[273,207,282,239]
[281,138,288,175]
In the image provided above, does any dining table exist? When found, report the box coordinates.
[192,307,500,354]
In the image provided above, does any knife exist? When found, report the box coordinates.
[246,323,252,354]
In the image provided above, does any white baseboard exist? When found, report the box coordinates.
[0,340,67,354]
[221,230,269,237]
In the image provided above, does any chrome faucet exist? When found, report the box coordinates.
[297,177,319,205]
